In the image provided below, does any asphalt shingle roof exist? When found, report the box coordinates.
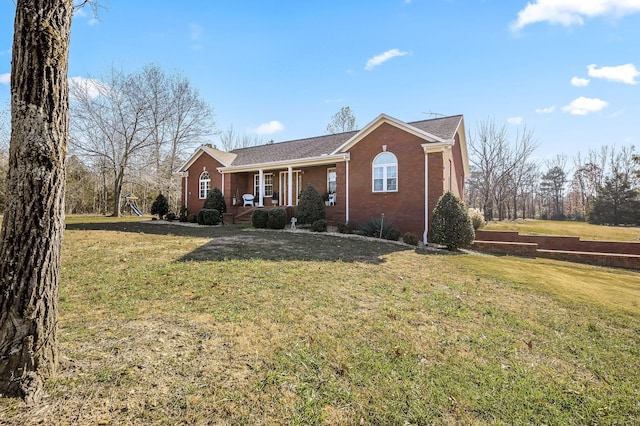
[219,114,462,167]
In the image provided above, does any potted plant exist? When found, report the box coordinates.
[323,191,330,206]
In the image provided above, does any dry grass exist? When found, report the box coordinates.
[484,219,640,241]
[1,216,639,425]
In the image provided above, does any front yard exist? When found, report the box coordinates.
[1,216,639,424]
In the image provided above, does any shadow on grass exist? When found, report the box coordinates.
[65,221,412,264]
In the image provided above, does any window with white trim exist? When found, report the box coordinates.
[254,173,274,197]
[199,171,211,199]
[327,167,337,194]
[372,152,398,192]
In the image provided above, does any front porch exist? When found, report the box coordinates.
[225,203,343,226]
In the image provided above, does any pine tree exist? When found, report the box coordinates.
[296,184,325,225]
[150,193,170,219]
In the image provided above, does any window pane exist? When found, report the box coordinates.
[387,178,397,191]
[374,179,383,191]
[374,167,383,180]
[373,152,396,165]
[387,166,397,178]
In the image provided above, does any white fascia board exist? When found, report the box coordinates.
[421,140,455,153]
[176,147,206,173]
[333,113,447,154]
[454,117,470,176]
[217,153,350,173]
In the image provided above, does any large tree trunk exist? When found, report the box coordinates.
[0,0,73,402]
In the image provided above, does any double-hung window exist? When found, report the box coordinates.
[254,173,274,197]
[327,167,337,194]
[199,171,211,199]
[372,152,398,192]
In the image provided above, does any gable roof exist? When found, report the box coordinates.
[178,114,466,173]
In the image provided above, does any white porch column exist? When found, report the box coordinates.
[258,169,264,207]
[287,166,293,206]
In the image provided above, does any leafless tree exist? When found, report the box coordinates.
[218,125,265,151]
[467,118,538,220]
[141,64,213,209]
[70,65,212,216]
[326,106,357,134]
[0,0,74,401]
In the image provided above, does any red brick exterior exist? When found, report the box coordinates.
[181,152,224,213]
[182,121,466,239]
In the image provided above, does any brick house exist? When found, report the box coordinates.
[177,113,469,244]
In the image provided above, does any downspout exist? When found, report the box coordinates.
[345,159,350,223]
[183,171,189,210]
[424,153,429,245]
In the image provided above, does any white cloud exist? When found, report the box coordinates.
[571,76,590,87]
[535,105,556,114]
[587,63,640,84]
[562,96,608,115]
[189,23,203,41]
[254,120,284,135]
[511,0,640,30]
[69,76,108,99]
[0,73,9,84]
[507,116,523,125]
[364,49,409,71]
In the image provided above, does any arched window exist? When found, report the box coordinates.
[199,171,211,199]
[372,152,397,192]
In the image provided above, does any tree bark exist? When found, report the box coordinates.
[0,0,73,401]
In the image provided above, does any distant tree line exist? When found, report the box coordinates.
[465,118,640,226]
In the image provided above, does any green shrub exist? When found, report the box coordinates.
[187,213,198,223]
[197,208,220,226]
[359,217,401,240]
[150,193,169,219]
[179,206,188,222]
[268,208,287,229]
[251,209,269,228]
[203,187,226,213]
[165,212,177,221]
[430,191,475,250]
[337,222,352,234]
[403,232,419,246]
[297,184,325,225]
[468,208,486,230]
[311,219,327,232]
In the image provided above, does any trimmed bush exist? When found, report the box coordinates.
[203,187,226,213]
[187,213,198,223]
[197,208,221,226]
[403,232,419,246]
[337,222,353,234]
[359,217,401,240]
[150,193,169,219]
[468,208,486,230]
[165,212,177,221]
[297,184,325,225]
[251,209,269,228]
[430,191,475,250]
[179,206,189,222]
[268,208,287,229]
[311,219,327,232]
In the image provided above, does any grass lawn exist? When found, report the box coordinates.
[1,215,639,424]
[484,219,640,242]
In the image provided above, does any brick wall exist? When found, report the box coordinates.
[346,123,428,236]
[475,230,640,255]
[183,153,224,215]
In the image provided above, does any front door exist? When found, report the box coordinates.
[280,171,301,206]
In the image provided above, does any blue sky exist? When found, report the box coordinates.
[1,0,639,159]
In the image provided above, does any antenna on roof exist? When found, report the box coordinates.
[423,110,445,118]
